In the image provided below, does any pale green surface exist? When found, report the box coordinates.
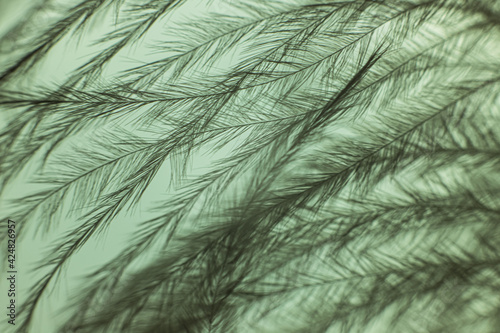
[0,1,227,332]
[0,1,499,332]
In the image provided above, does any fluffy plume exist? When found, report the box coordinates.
[0,0,499,332]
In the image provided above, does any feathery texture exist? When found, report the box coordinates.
[0,0,499,332]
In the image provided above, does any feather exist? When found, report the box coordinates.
[1,0,499,332]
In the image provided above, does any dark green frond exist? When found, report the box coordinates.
[1,0,499,332]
